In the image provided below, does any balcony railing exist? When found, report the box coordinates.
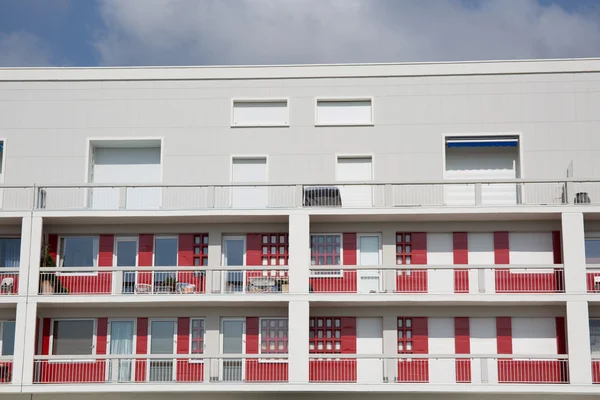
[309,265,565,294]
[0,269,19,296]
[33,354,288,384]
[586,266,600,293]
[38,267,289,296]
[0,178,590,211]
[308,354,569,384]
[592,357,600,383]
[0,358,12,384]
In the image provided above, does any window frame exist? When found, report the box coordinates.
[57,236,99,276]
[152,236,178,289]
[397,317,414,354]
[147,318,177,382]
[260,234,289,267]
[0,138,6,181]
[309,317,342,354]
[585,237,600,264]
[231,98,290,128]
[315,97,374,127]
[0,237,21,268]
[590,319,600,356]
[310,234,343,277]
[192,234,209,267]
[49,318,97,362]
[0,320,15,357]
[258,317,288,360]
[189,317,205,364]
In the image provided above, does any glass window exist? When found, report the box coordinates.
[397,317,413,354]
[150,321,175,354]
[52,320,94,355]
[154,238,177,267]
[260,318,288,354]
[591,320,600,355]
[309,317,341,354]
[585,239,600,264]
[59,237,98,268]
[1,321,14,356]
[0,239,20,268]
[191,319,205,354]
[310,235,341,276]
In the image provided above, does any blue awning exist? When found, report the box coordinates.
[447,138,518,148]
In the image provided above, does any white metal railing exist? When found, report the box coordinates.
[586,266,600,293]
[0,357,13,384]
[309,265,565,294]
[32,354,288,384]
[37,267,290,296]
[11,178,600,211]
[591,356,600,383]
[0,269,19,296]
[308,354,569,384]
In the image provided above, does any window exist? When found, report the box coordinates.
[58,237,98,269]
[397,318,413,354]
[0,238,20,268]
[316,99,373,126]
[261,234,288,266]
[309,317,341,353]
[232,100,289,127]
[52,320,95,355]
[396,233,413,265]
[0,321,14,356]
[154,237,177,288]
[190,319,205,355]
[260,318,288,354]
[591,320,600,355]
[586,239,600,264]
[149,320,175,382]
[193,235,209,267]
[310,234,342,276]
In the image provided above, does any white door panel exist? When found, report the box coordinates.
[357,318,383,384]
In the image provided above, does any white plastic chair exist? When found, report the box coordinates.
[176,282,196,294]
[0,278,13,294]
[135,283,152,294]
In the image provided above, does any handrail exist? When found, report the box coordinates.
[310,264,563,271]
[308,354,568,360]
[34,354,288,361]
[40,266,289,272]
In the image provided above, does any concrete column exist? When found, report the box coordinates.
[288,301,309,383]
[566,301,592,384]
[12,302,37,385]
[382,229,396,293]
[26,217,43,296]
[206,227,223,294]
[382,314,397,382]
[288,214,310,294]
[561,213,587,294]
[204,314,220,382]
[17,216,33,296]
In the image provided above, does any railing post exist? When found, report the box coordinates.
[119,187,127,209]
[295,185,304,208]
[207,186,215,209]
[474,183,483,205]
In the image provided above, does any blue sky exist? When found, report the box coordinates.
[1,0,600,67]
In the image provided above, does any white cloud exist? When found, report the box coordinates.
[0,31,52,67]
[95,0,600,66]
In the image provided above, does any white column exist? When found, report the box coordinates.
[561,212,587,294]
[288,213,310,294]
[382,314,397,382]
[17,216,33,295]
[204,314,220,382]
[26,217,43,296]
[206,227,222,294]
[382,229,396,293]
[288,301,309,383]
[566,301,592,384]
[12,302,37,385]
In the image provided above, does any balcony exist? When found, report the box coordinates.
[308,355,569,384]
[309,266,565,295]
[37,267,289,296]
[32,355,288,384]
[0,179,592,212]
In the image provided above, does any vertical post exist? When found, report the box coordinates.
[382,229,396,293]
[17,216,33,296]
[561,212,587,294]
[288,213,310,294]
[474,183,483,205]
[566,301,592,384]
[206,228,222,294]
[119,187,127,209]
[204,313,220,382]
[288,301,309,383]
[26,217,43,296]
[12,302,37,385]
[382,314,397,382]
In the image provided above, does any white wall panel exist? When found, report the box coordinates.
[512,317,557,355]
[468,233,495,294]
[509,232,554,265]
[428,318,456,384]
[232,101,288,126]
[470,317,498,384]
[427,233,454,294]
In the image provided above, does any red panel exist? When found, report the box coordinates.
[498,360,567,383]
[96,318,108,355]
[552,231,563,264]
[246,317,259,354]
[174,317,203,382]
[556,317,567,354]
[593,361,600,383]
[412,233,427,265]
[247,360,288,382]
[496,317,512,354]
[98,235,114,267]
[37,361,106,383]
[454,317,471,383]
[135,318,148,382]
[341,317,356,354]
[246,234,263,266]
[343,233,357,266]
[494,270,563,293]
[453,233,469,293]
[47,235,58,262]
[494,232,510,264]
[412,317,428,354]
[177,318,190,354]
[41,319,51,355]
[309,360,356,382]
[395,233,427,293]
[177,234,206,293]
[137,235,153,286]
[34,318,40,356]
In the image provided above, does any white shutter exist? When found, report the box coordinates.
[336,157,372,207]
[231,158,268,208]
[232,101,288,126]
[317,100,372,125]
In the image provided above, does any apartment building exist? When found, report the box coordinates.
[0,59,599,400]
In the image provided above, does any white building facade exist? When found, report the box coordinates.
[0,59,599,400]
